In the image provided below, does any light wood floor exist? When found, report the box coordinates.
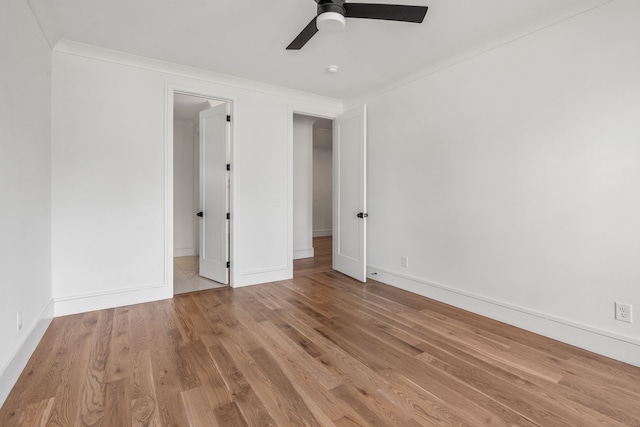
[2,236,640,426]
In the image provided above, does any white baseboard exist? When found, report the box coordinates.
[293,247,315,260]
[174,248,197,257]
[0,299,54,408]
[233,266,292,288]
[367,265,640,368]
[313,229,332,237]
[54,283,172,317]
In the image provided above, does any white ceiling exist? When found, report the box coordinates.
[28,0,610,99]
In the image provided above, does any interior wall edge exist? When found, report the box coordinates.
[367,265,640,368]
[0,298,54,408]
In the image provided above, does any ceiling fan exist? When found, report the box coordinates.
[287,0,428,50]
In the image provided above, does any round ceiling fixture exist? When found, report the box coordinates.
[316,12,346,32]
[327,65,339,73]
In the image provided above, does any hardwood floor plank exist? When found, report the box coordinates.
[252,321,356,423]
[106,307,133,383]
[105,378,132,426]
[2,237,640,426]
[329,384,395,426]
[44,313,98,427]
[214,401,249,427]
[181,386,221,427]
[247,347,321,426]
[257,320,341,390]
[148,347,191,426]
[216,336,303,426]
[206,344,276,426]
[18,398,54,426]
[130,350,161,427]
[173,296,200,344]
[265,297,460,426]
[128,304,151,355]
[174,295,220,348]
[77,309,114,426]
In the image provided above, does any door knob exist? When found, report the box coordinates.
[356,213,368,218]
[197,212,203,217]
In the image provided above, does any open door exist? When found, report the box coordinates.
[198,103,229,284]
[333,105,367,282]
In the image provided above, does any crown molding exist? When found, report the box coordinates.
[345,0,613,107]
[53,39,343,109]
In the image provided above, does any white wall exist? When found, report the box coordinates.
[173,119,198,257]
[0,0,53,405]
[363,0,640,365]
[51,42,341,314]
[313,127,333,237]
[52,51,170,314]
[292,115,315,259]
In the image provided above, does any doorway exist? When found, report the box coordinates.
[173,92,231,294]
[292,114,333,277]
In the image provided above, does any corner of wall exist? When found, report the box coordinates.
[0,299,54,408]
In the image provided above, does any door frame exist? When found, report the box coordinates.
[166,83,237,291]
[287,104,342,275]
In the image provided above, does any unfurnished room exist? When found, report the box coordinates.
[1,0,639,425]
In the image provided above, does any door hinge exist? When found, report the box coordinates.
[226,115,231,122]
[226,261,230,268]
[226,164,230,171]
[226,213,230,220]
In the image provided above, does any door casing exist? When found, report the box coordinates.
[167,84,236,292]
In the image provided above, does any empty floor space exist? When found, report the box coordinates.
[1,241,640,426]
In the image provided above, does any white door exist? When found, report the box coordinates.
[198,103,229,284]
[333,105,367,282]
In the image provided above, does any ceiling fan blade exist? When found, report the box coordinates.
[286,17,318,50]
[344,3,428,23]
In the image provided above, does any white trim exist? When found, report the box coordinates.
[233,269,292,288]
[313,229,333,237]
[293,247,315,260]
[54,283,170,317]
[54,40,341,110]
[367,265,640,367]
[238,264,290,276]
[287,103,343,282]
[0,299,54,407]
[165,84,174,297]
[345,0,613,108]
[174,248,197,257]
[286,109,294,281]
[166,82,238,289]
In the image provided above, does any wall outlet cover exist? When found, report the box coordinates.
[615,302,632,323]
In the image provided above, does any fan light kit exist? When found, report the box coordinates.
[287,0,428,50]
[317,12,346,32]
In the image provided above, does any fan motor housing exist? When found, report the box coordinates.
[317,0,345,16]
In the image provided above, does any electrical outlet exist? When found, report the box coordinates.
[17,312,22,332]
[401,256,409,268]
[615,302,632,323]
